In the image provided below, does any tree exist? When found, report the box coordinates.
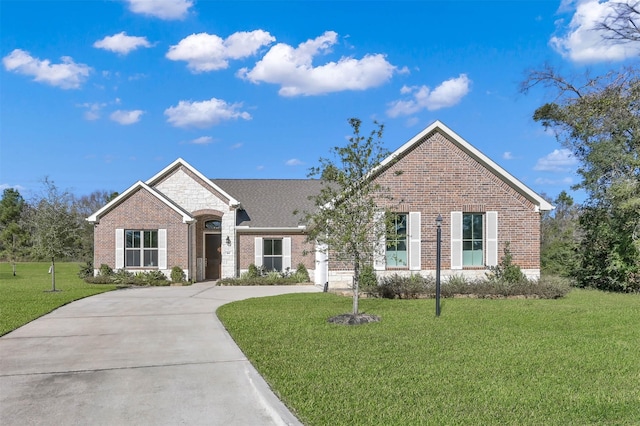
[540,191,580,277]
[523,67,640,291]
[301,118,396,317]
[74,190,118,261]
[0,188,29,274]
[595,1,640,44]
[27,178,83,291]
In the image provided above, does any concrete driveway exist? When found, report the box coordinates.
[0,283,321,425]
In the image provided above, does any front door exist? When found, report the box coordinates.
[205,234,221,280]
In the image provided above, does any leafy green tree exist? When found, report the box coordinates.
[524,67,640,291]
[540,191,580,277]
[74,190,118,261]
[0,188,29,273]
[27,178,83,291]
[301,118,396,315]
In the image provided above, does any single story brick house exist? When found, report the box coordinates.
[87,120,553,287]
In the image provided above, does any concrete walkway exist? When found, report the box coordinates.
[0,283,321,425]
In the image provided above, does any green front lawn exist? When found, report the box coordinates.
[0,262,117,336]
[218,290,640,425]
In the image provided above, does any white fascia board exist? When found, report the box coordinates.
[145,158,240,207]
[235,227,307,233]
[86,181,194,224]
[377,120,554,212]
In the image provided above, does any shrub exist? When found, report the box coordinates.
[486,242,527,284]
[375,274,431,299]
[265,270,282,281]
[294,263,310,282]
[247,264,260,278]
[135,270,168,286]
[84,275,114,284]
[111,269,135,285]
[78,261,94,279]
[170,266,185,283]
[359,264,378,295]
[99,263,114,277]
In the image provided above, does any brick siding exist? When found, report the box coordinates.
[371,131,540,271]
[93,187,189,273]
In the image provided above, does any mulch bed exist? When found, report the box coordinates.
[327,313,381,325]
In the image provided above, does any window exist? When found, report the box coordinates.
[204,220,221,230]
[125,230,158,267]
[386,213,407,267]
[263,238,283,271]
[463,214,483,266]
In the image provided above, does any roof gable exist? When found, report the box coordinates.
[377,121,554,211]
[146,158,239,207]
[86,181,194,224]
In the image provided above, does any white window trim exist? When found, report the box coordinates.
[254,236,291,271]
[373,212,386,271]
[451,212,463,270]
[116,229,166,269]
[451,212,498,269]
[486,212,498,267]
[408,212,421,270]
[115,229,124,269]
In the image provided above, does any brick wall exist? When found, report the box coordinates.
[237,232,315,274]
[93,187,189,274]
[325,131,542,286]
[375,131,540,270]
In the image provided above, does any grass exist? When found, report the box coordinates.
[218,290,640,425]
[0,262,117,336]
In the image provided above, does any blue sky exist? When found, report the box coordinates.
[2,0,639,204]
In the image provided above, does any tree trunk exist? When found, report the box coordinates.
[51,257,56,292]
[352,258,360,315]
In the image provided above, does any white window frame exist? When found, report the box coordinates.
[375,212,421,271]
[451,212,498,269]
[116,228,167,269]
[254,237,291,272]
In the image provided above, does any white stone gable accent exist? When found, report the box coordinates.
[154,169,230,214]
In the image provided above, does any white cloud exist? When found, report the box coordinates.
[78,102,106,120]
[110,109,144,125]
[238,31,396,96]
[94,32,152,55]
[535,177,575,185]
[230,143,243,150]
[550,0,640,62]
[164,97,252,128]
[2,49,91,89]
[190,136,214,145]
[166,30,275,72]
[125,0,192,20]
[503,152,514,160]
[534,149,578,172]
[386,74,471,117]
[0,183,26,191]
[286,158,303,166]
[405,117,420,127]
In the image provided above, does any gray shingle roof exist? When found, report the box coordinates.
[211,179,324,228]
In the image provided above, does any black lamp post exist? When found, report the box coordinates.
[435,214,442,317]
